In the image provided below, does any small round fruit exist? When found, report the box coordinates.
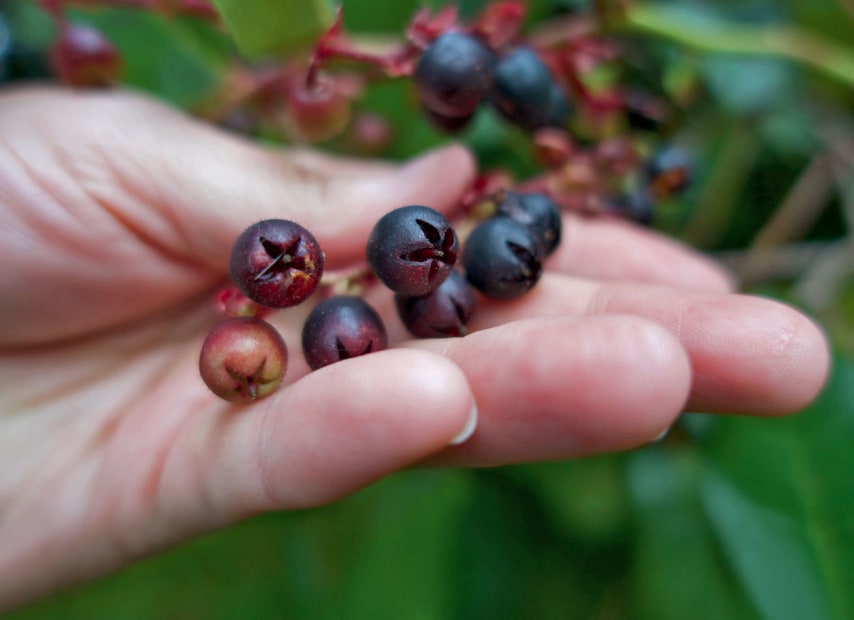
[199,317,287,403]
[50,23,121,88]
[396,271,476,338]
[423,105,476,133]
[644,145,693,197]
[602,188,655,226]
[495,191,562,256]
[283,73,351,143]
[489,47,568,132]
[414,32,497,118]
[301,296,387,370]
[463,217,544,300]
[230,219,324,309]
[366,205,459,296]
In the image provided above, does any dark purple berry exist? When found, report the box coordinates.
[396,271,476,339]
[423,105,476,133]
[545,82,572,129]
[366,205,459,296]
[602,188,655,226]
[644,145,693,197]
[414,32,497,118]
[50,23,122,88]
[230,219,324,309]
[490,47,571,132]
[463,217,544,300]
[624,91,669,132]
[301,296,387,370]
[199,317,287,403]
[495,191,563,256]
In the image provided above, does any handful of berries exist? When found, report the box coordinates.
[200,187,563,403]
[21,0,694,403]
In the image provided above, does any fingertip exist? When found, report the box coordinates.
[229,349,475,511]
[751,300,831,415]
[582,315,692,447]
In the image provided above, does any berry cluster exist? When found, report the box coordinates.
[414,31,571,135]
[200,189,562,403]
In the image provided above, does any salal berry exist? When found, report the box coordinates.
[301,296,387,370]
[367,205,459,296]
[495,191,562,256]
[199,317,287,403]
[423,105,475,133]
[602,188,654,226]
[50,23,121,88]
[414,32,497,119]
[396,271,475,338]
[490,46,571,132]
[283,73,351,143]
[644,145,693,197]
[463,217,544,299]
[230,219,324,309]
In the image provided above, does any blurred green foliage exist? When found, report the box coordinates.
[2,0,852,618]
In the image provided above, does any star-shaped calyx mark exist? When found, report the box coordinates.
[503,240,542,283]
[225,359,269,401]
[254,236,309,282]
[401,219,458,282]
[335,337,374,361]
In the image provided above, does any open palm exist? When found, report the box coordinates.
[0,88,829,610]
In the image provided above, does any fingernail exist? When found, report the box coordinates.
[448,402,478,446]
[651,426,671,443]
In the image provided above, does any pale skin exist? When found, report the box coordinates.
[0,87,830,611]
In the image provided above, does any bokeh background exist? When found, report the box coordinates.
[1,0,852,618]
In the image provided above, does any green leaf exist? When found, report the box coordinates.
[698,355,854,620]
[78,9,227,108]
[626,447,759,620]
[210,0,335,58]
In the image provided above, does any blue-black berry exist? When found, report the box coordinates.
[463,217,544,300]
[414,32,497,118]
[367,205,459,296]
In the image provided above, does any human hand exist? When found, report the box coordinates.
[0,87,829,610]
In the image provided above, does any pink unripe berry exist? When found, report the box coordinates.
[50,23,122,88]
[283,73,353,143]
[199,317,287,403]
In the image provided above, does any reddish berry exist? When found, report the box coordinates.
[395,271,475,338]
[230,219,325,309]
[199,317,287,403]
[50,23,121,88]
[284,73,352,143]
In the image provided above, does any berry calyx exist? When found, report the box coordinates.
[199,317,288,403]
[230,219,325,309]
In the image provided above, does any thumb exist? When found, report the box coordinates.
[27,88,476,270]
